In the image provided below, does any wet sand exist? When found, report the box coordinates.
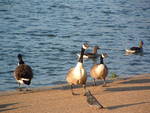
[0,74,150,113]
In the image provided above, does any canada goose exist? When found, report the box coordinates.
[66,43,89,95]
[14,54,33,91]
[77,46,100,59]
[90,53,108,86]
[125,40,144,54]
[84,90,104,109]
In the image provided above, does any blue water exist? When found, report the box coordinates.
[0,0,150,91]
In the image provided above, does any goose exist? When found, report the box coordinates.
[14,54,33,91]
[125,40,144,54]
[77,46,100,59]
[90,53,108,86]
[66,43,89,95]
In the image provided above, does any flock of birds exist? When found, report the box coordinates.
[13,40,144,108]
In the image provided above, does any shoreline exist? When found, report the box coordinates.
[0,73,150,94]
[0,73,150,113]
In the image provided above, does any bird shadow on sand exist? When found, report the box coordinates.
[104,85,150,92]
[104,78,150,92]
[107,102,150,110]
[51,79,113,91]
[0,102,30,112]
[120,78,150,84]
[0,103,19,112]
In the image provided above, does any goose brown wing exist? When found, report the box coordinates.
[14,64,33,80]
[84,53,94,55]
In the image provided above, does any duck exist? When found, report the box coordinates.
[125,40,144,54]
[77,46,100,59]
[90,53,108,86]
[13,54,33,91]
[66,43,89,95]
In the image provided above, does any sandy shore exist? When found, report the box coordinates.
[0,74,150,113]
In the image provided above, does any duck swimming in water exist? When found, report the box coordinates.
[125,40,144,54]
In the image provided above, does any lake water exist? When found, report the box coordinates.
[0,0,150,91]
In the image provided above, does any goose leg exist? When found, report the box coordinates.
[102,79,107,87]
[18,83,23,91]
[70,85,75,95]
[83,84,86,95]
[19,83,20,88]
[26,85,31,91]
[93,78,96,86]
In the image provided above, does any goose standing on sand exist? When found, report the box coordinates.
[125,40,144,54]
[14,54,33,91]
[66,43,89,95]
[90,53,108,86]
[77,46,100,59]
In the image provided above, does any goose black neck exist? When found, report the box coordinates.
[100,55,104,64]
[93,48,97,54]
[78,47,85,63]
[18,58,24,65]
